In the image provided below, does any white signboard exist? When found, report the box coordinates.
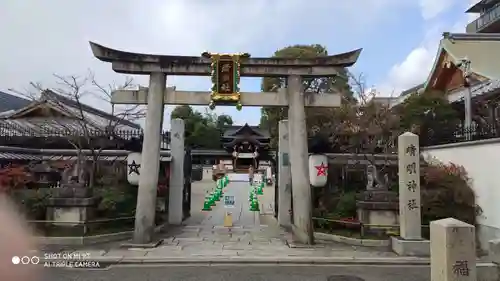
[266,166,272,178]
[224,195,235,208]
[254,174,263,182]
[237,153,254,158]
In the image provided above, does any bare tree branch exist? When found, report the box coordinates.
[324,71,401,189]
[8,72,144,187]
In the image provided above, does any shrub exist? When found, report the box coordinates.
[421,160,481,228]
[0,165,33,193]
[0,165,46,220]
[94,184,137,217]
[9,188,50,220]
[318,191,357,219]
[335,191,358,218]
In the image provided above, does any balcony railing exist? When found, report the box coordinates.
[421,123,500,147]
[467,2,500,33]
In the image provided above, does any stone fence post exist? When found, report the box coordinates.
[431,218,476,281]
[277,120,291,227]
[169,118,185,225]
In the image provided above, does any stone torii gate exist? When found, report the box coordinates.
[89,42,361,245]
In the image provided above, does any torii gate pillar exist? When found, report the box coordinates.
[133,73,165,244]
[287,75,313,244]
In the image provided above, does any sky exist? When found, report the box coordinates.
[0,0,479,128]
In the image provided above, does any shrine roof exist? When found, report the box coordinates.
[222,124,270,138]
[391,33,500,107]
[424,33,500,91]
[222,137,269,148]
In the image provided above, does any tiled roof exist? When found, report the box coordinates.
[370,97,398,106]
[223,124,270,138]
[41,90,141,129]
[0,91,31,112]
[390,79,500,108]
[447,79,500,102]
[1,89,141,132]
[399,83,424,97]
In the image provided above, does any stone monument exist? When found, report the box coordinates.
[391,132,430,256]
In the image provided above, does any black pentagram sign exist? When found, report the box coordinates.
[128,160,141,175]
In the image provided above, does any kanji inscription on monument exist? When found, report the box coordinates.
[398,132,422,239]
[452,260,470,276]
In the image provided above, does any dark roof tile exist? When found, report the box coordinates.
[0,91,31,112]
[41,90,140,129]
[223,123,269,138]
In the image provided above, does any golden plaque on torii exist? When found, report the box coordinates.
[201,52,250,111]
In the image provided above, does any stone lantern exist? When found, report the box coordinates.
[46,160,98,229]
[30,162,60,189]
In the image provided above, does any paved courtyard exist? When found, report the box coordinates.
[32,175,499,281]
[43,264,439,281]
[45,175,403,261]
[33,173,499,273]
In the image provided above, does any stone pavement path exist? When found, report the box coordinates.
[199,180,260,227]
[227,173,249,182]
[45,265,436,281]
[89,177,398,260]
[38,174,402,261]
[137,177,290,258]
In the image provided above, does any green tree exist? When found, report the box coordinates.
[171,105,233,149]
[216,114,233,129]
[260,44,355,147]
[396,90,460,139]
[171,105,205,148]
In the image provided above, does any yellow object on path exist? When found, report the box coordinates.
[224,212,233,227]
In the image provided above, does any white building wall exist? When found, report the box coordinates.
[423,139,500,250]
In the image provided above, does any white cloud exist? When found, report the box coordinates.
[375,26,442,96]
[386,47,435,93]
[0,0,421,125]
[419,0,455,20]
[377,0,478,96]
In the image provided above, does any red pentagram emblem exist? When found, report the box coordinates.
[315,162,328,176]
